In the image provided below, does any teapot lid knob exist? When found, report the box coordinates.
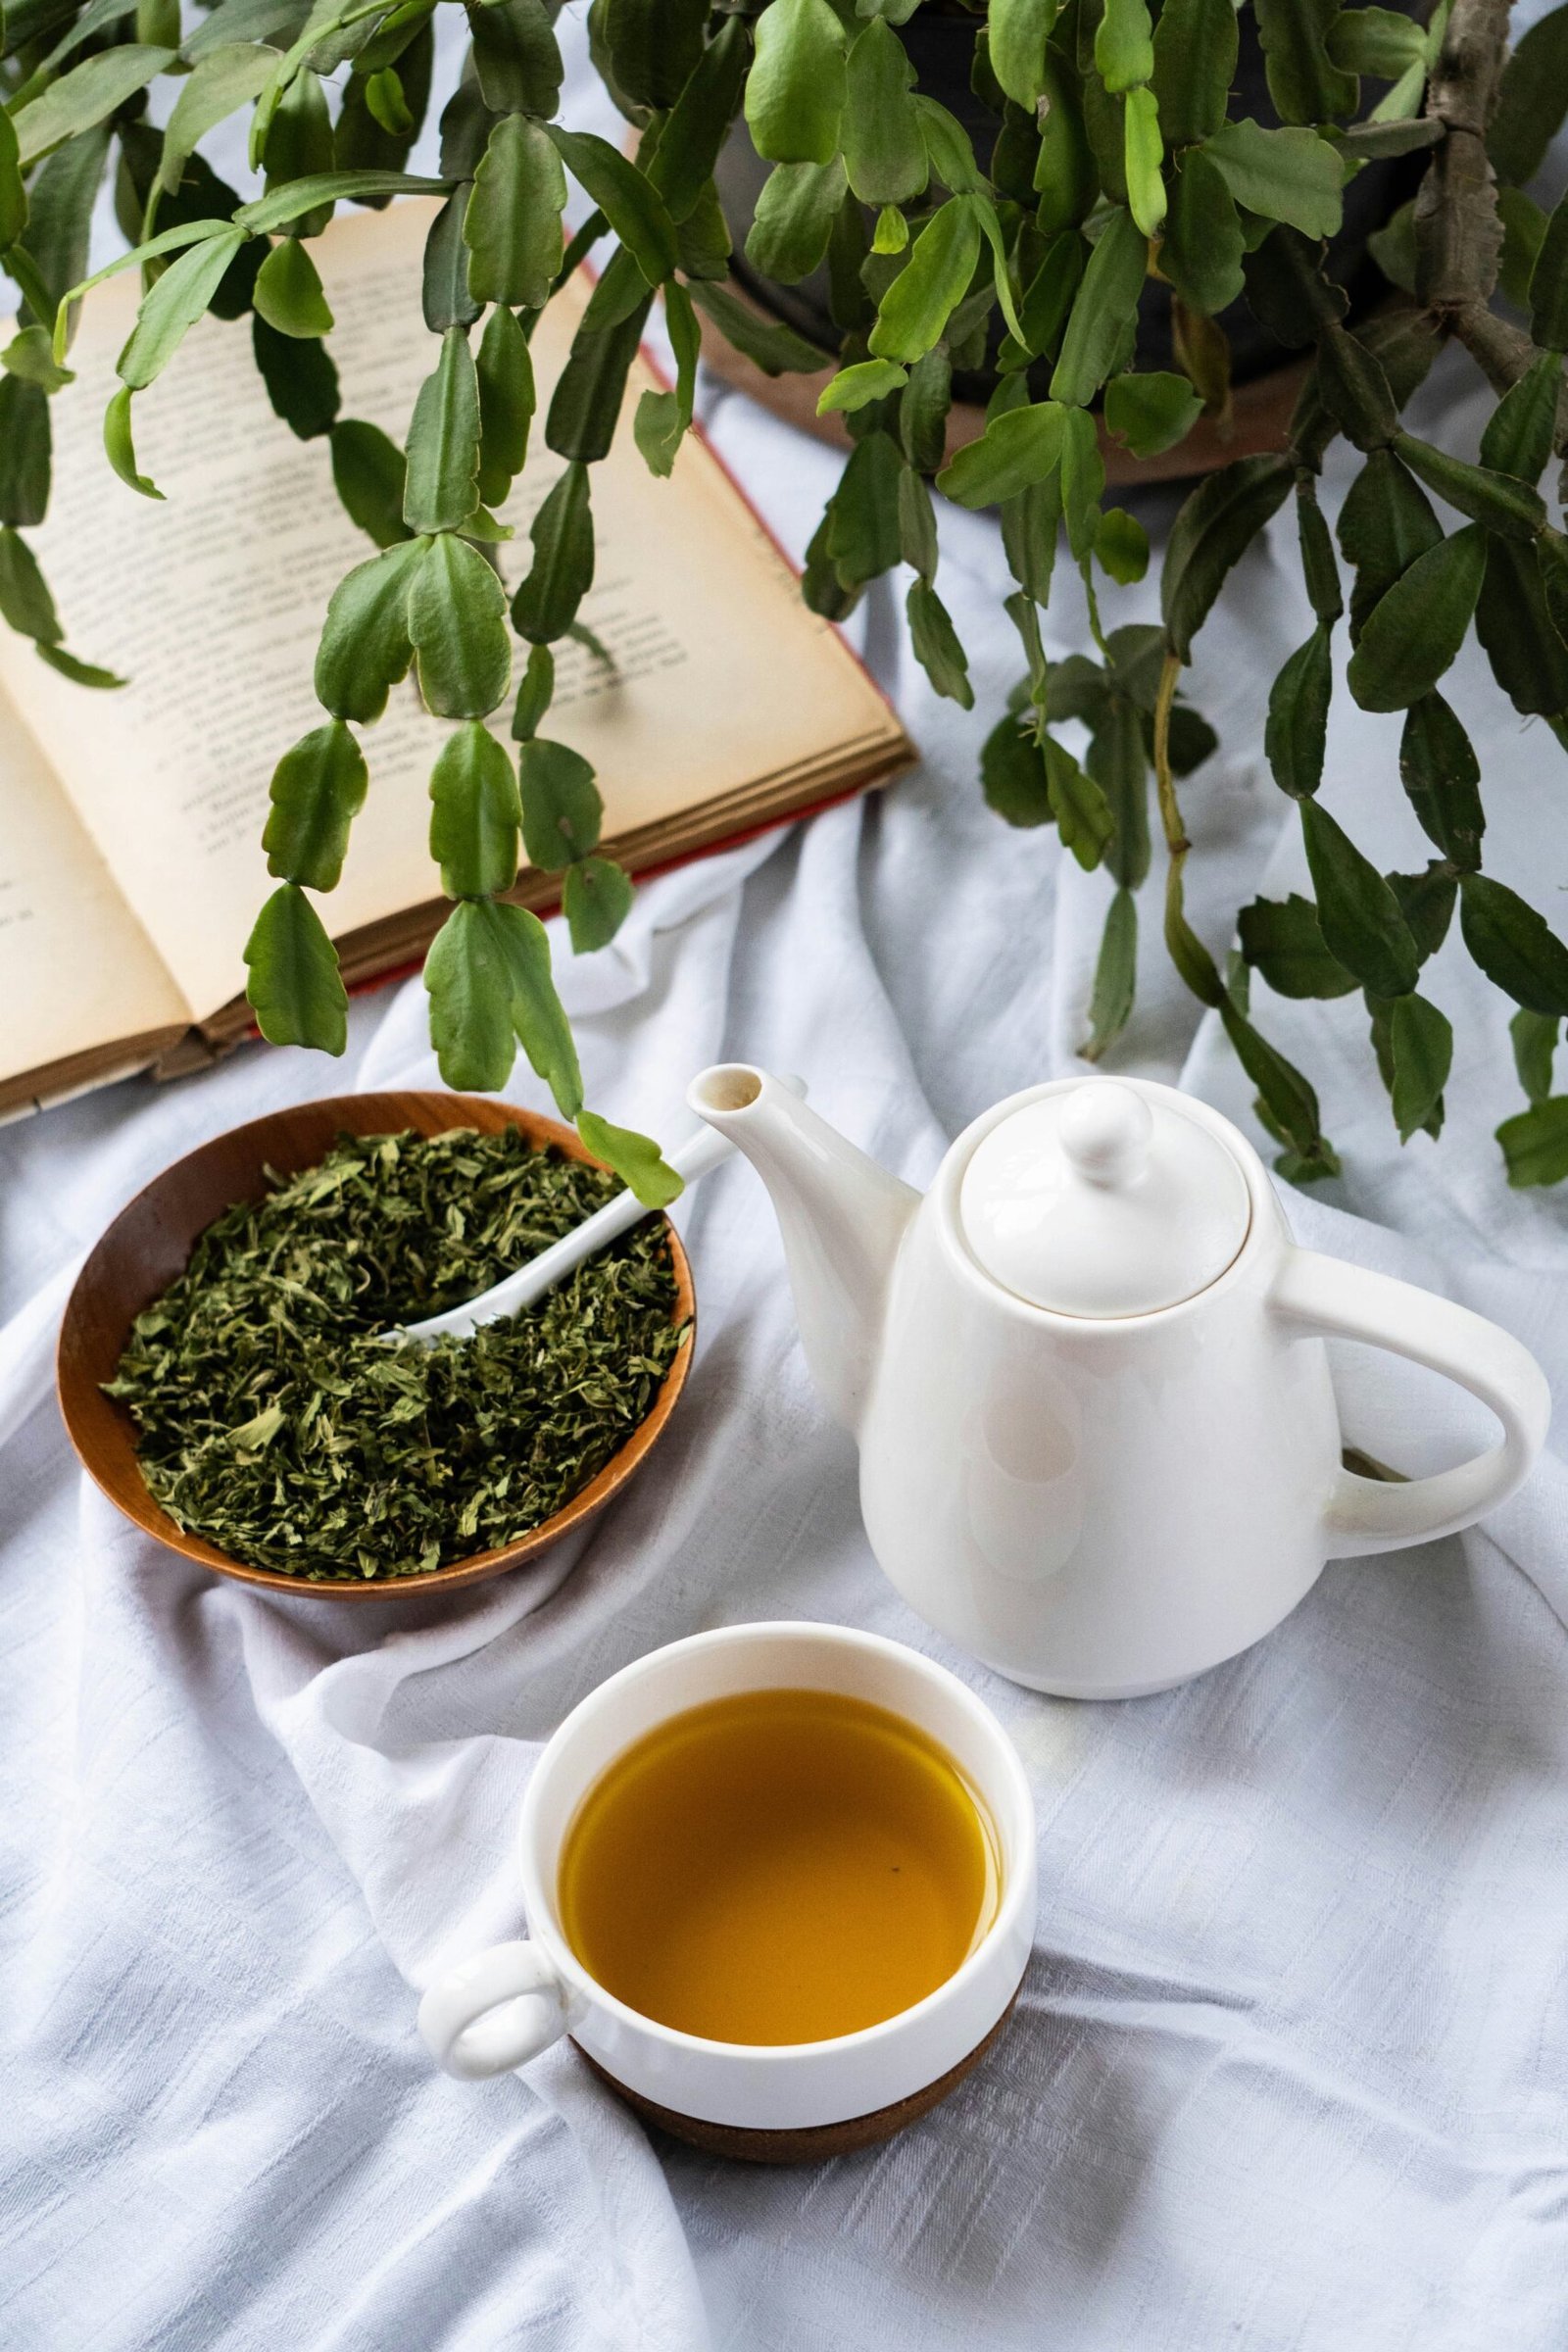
[1058,1081,1152,1191]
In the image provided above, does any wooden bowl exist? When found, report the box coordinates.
[57,1092,695,1600]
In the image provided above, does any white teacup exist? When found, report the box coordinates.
[418,1622,1037,2157]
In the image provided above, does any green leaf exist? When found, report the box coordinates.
[936,399,1064,506]
[1511,1007,1558,1106]
[1489,2,1568,185]
[601,0,707,108]
[420,189,483,334]
[564,855,635,952]
[1219,998,1330,1162]
[1476,535,1568,719]
[1200,120,1345,240]
[824,428,903,586]
[1300,799,1418,997]
[1082,887,1138,1060]
[1495,1097,1568,1189]
[1264,623,1332,800]
[747,0,848,165]
[469,0,562,116]
[14,46,175,169]
[262,717,368,890]
[1337,446,1442,640]
[981,710,1053,825]
[747,158,848,283]
[158,41,276,194]
[35,641,125,688]
[1050,206,1147,408]
[1096,507,1149,585]
[1327,5,1425,76]
[1122,86,1166,239]
[512,458,593,642]
[1088,694,1149,890]
[575,1109,683,1207]
[1253,0,1357,125]
[1046,733,1115,867]
[686,276,828,373]
[253,236,334,338]
[314,536,420,721]
[1480,352,1561,486]
[1150,0,1236,145]
[364,66,414,138]
[1458,871,1568,1017]
[511,642,555,742]
[546,124,676,288]
[117,230,246,391]
[408,532,511,718]
[818,357,909,417]
[1532,184,1568,354]
[545,295,653,465]
[0,101,25,257]
[1393,431,1545,542]
[843,19,927,206]
[633,278,700,476]
[328,417,410,549]
[423,898,516,1090]
[1347,523,1486,712]
[1104,370,1201,459]
[0,525,60,643]
[1296,481,1343,623]
[642,18,749,225]
[17,121,111,350]
[1386,990,1451,1142]
[475,303,534,508]
[253,314,339,439]
[1033,56,1096,233]
[1314,321,1397,453]
[259,63,335,240]
[517,735,602,869]
[427,718,520,898]
[1397,692,1483,870]
[1,326,72,392]
[244,881,347,1054]
[1389,861,1457,961]
[404,328,480,534]
[1059,402,1103,565]
[989,0,1055,109]
[1540,527,1568,650]
[1159,147,1245,316]
[465,114,567,311]
[1161,454,1293,662]
[102,383,159,502]
[474,898,582,1116]
[235,172,450,236]
[1096,0,1153,92]
[906,577,972,707]
[868,195,982,363]
[1238,893,1357,998]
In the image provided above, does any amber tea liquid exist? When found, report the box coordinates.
[557,1687,1001,2044]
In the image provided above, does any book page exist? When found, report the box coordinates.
[0,199,901,1021]
[0,677,186,1093]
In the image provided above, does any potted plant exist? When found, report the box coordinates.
[3,0,1567,1196]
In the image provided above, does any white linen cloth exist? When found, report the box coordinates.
[7,39,1568,2352]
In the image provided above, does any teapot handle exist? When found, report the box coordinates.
[1272,1249,1551,1557]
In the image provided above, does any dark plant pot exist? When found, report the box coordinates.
[712,8,1423,459]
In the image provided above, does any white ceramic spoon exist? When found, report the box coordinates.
[385,1078,805,1347]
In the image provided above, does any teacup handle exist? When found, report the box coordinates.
[1272,1248,1551,1557]
[417,1940,568,2080]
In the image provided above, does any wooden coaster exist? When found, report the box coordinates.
[574,1988,1020,2165]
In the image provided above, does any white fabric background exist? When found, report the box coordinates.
[6,25,1568,2350]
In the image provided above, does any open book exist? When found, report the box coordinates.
[0,199,912,1119]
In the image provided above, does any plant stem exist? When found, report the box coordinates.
[1152,648,1185,858]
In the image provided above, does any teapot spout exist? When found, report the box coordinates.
[688,1065,918,1432]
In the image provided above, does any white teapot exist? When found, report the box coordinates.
[689,1066,1550,1700]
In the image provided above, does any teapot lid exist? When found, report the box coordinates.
[956,1079,1250,1317]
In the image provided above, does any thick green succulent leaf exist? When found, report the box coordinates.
[1088,693,1150,890]
[518,736,602,871]
[747,158,848,282]
[475,303,534,507]
[1458,872,1568,1017]
[843,19,927,206]
[746,0,848,166]
[1488,3,1568,186]
[1050,206,1146,407]
[428,718,520,898]
[1121,86,1166,239]
[576,1109,683,1207]
[868,195,982,362]
[981,710,1054,825]
[1394,431,1545,542]
[906,577,973,707]
[263,717,368,890]
[0,378,53,521]
[601,0,708,109]
[1264,623,1332,800]
[330,414,411,546]
[1347,524,1486,713]
[1327,5,1425,77]
[818,357,909,417]
[102,384,159,501]
[117,230,246,391]
[244,881,348,1054]
[1511,1007,1559,1106]
[546,295,653,463]
[1495,1097,1568,1189]
[1161,454,1293,662]
[469,0,562,116]
[423,898,516,1090]
[1104,370,1202,459]
[403,327,480,533]
[253,316,339,439]
[1033,56,1096,233]
[512,458,594,642]
[409,532,511,718]
[314,535,421,721]
[465,114,567,310]
[1150,0,1236,145]
[0,526,61,643]
[989,0,1055,109]
[826,429,904,584]
[1253,0,1357,124]
[1238,893,1358,998]
[1385,989,1451,1142]
[1479,351,1561,486]
[1337,446,1442,640]
[687,276,828,372]
[1300,799,1418,998]
[253,236,334,337]
[564,855,635,953]
[1397,692,1483,870]
[1200,120,1345,240]
[476,898,582,1117]
[158,40,277,195]
[1475,535,1568,718]
[1083,886,1138,1060]
[15,46,176,169]
[1389,862,1457,962]
[1159,148,1245,315]
[644,18,750,225]
[937,399,1065,507]
[546,124,677,288]
[1046,734,1115,867]
[1531,183,1568,353]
